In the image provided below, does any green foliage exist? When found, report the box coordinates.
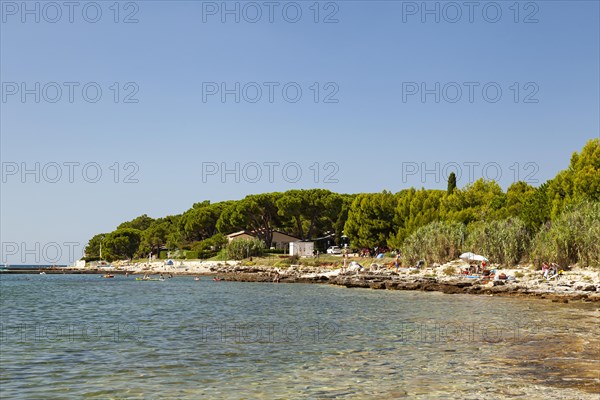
[504,181,536,219]
[275,255,300,267]
[197,250,218,259]
[210,249,229,261]
[191,233,228,253]
[519,182,551,232]
[401,221,466,266]
[226,238,265,260]
[178,201,229,243]
[217,193,281,247]
[83,141,599,267]
[345,191,397,248]
[547,139,600,219]
[442,179,506,224]
[447,172,457,194]
[276,189,343,240]
[391,188,445,247]
[465,217,530,266]
[531,201,600,267]
[190,234,226,259]
[265,248,286,254]
[102,228,142,261]
[185,251,199,260]
[139,218,173,258]
[117,214,154,231]
[84,233,106,259]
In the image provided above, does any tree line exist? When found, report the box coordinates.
[85,139,599,267]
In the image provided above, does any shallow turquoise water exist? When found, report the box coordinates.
[1,274,598,399]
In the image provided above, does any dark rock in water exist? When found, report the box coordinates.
[467,285,482,293]
[369,282,386,290]
[490,285,510,293]
[576,284,597,292]
[493,280,505,286]
[385,281,399,290]
[453,281,473,288]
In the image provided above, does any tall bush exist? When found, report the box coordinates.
[226,238,265,260]
[531,201,600,267]
[465,217,530,266]
[401,221,466,265]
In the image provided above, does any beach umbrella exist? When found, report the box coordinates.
[459,252,489,262]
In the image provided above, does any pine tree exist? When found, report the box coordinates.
[447,172,457,194]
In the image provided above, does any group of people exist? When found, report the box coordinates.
[358,246,391,258]
[541,262,563,280]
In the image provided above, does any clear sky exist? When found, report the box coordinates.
[1,0,599,264]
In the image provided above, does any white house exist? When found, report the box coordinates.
[289,241,314,257]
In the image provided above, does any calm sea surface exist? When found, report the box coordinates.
[1,274,598,399]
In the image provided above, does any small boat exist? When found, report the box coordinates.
[213,277,221,281]
[194,277,201,281]
[39,272,46,275]
[103,274,115,278]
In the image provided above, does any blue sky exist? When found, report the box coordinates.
[1,0,599,264]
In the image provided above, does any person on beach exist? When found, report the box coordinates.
[548,263,562,280]
[542,262,550,279]
[394,253,400,272]
[342,253,348,273]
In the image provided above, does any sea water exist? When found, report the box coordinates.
[1,274,598,399]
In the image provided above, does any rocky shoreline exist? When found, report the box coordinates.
[33,261,599,302]
[214,268,600,302]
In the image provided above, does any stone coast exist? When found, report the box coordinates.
[54,260,600,302]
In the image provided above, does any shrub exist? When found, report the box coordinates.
[531,201,600,267]
[515,271,524,278]
[197,250,217,259]
[191,233,228,253]
[226,238,265,260]
[401,221,466,265]
[210,249,229,261]
[274,255,299,267]
[265,249,286,254]
[464,217,530,266]
[185,251,198,260]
